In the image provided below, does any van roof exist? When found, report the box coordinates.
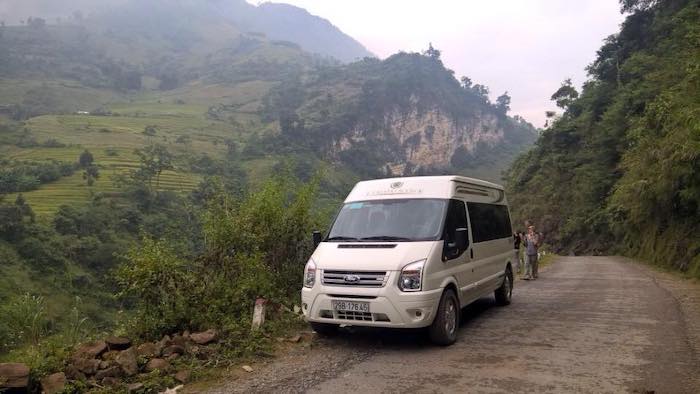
[345,175,506,203]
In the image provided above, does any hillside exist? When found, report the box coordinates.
[506,0,699,276]
[262,50,538,179]
[0,1,537,382]
[0,0,373,63]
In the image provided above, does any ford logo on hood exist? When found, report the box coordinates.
[343,274,361,283]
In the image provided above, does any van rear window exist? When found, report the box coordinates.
[467,203,512,242]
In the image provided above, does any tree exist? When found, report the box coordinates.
[472,84,490,99]
[460,76,473,90]
[27,17,46,29]
[620,0,657,12]
[79,150,94,168]
[423,43,441,61]
[82,165,99,186]
[496,92,511,114]
[133,144,174,192]
[550,79,579,110]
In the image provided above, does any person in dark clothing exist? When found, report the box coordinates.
[513,231,523,274]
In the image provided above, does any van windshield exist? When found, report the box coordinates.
[327,199,448,242]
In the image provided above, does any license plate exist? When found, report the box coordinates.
[331,300,370,313]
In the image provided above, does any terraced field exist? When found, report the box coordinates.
[4,145,202,215]
[1,98,265,215]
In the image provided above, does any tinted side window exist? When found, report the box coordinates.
[443,199,468,243]
[467,203,512,242]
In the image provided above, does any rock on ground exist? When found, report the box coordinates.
[116,347,139,376]
[40,372,66,394]
[190,329,218,345]
[0,363,30,389]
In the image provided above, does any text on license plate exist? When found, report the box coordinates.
[331,300,370,313]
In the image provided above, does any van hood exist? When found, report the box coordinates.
[311,241,437,272]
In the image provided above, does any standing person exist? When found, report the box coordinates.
[523,225,541,280]
[513,231,522,274]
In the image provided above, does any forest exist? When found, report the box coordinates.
[506,0,699,277]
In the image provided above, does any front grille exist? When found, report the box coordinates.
[336,311,373,321]
[322,270,387,287]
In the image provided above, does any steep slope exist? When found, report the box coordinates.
[506,0,700,276]
[263,52,537,180]
[0,0,372,63]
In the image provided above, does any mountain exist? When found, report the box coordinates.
[262,51,537,179]
[0,0,539,381]
[0,0,373,63]
[505,0,699,276]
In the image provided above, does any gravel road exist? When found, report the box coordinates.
[202,256,700,394]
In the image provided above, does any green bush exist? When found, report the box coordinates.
[118,175,321,339]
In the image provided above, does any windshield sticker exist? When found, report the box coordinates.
[348,202,364,209]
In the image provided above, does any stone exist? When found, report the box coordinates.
[251,298,267,331]
[174,369,191,383]
[98,360,111,370]
[136,342,160,358]
[162,345,185,357]
[190,329,218,345]
[166,353,180,361]
[40,372,66,394]
[286,334,302,343]
[241,365,253,373]
[145,358,170,372]
[182,330,191,339]
[94,366,121,380]
[64,365,86,381]
[0,363,30,389]
[74,358,100,375]
[127,382,144,393]
[293,305,301,314]
[105,336,132,350]
[102,350,120,361]
[101,376,120,386]
[116,347,139,377]
[73,340,108,359]
[171,334,189,348]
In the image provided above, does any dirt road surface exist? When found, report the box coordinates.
[202,256,700,393]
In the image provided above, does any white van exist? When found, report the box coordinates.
[301,176,514,345]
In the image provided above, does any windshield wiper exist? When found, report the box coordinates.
[360,235,413,241]
[326,236,360,241]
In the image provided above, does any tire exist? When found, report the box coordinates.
[429,288,459,346]
[310,322,339,336]
[495,268,513,306]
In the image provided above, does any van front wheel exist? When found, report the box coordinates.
[495,269,513,306]
[310,322,339,336]
[429,288,459,346]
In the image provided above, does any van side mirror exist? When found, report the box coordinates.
[312,231,322,248]
[455,228,468,251]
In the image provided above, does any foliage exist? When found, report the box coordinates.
[506,0,700,276]
[118,175,321,338]
[0,294,49,350]
[0,160,76,194]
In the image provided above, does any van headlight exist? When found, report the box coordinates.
[398,259,425,292]
[303,259,317,288]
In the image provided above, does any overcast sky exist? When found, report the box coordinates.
[252,0,625,127]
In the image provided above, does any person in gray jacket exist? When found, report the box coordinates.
[523,225,541,280]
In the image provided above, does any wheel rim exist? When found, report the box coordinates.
[444,297,457,335]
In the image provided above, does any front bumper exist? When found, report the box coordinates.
[301,271,442,328]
